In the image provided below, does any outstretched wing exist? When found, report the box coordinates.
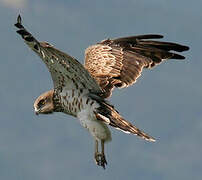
[15,15,102,94]
[85,35,189,98]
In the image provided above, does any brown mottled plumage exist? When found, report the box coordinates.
[85,36,189,98]
[15,15,189,169]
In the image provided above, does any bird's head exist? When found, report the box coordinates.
[34,90,54,115]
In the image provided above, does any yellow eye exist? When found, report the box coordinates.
[38,99,45,107]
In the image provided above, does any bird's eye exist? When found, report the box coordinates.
[38,99,46,108]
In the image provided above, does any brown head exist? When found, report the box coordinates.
[34,90,54,115]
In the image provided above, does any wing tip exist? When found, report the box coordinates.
[173,44,189,52]
[17,14,22,24]
[181,45,189,52]
[15,14,23,28]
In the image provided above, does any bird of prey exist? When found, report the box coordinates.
[15,15,189,169]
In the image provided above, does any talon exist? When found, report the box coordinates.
[94,153,107,169]
[94,153,101,166]
[94,139,107,169]
[101,154,107,169]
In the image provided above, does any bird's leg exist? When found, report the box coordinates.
[94,139,107,169]
[101,140,107,168]
[94,139,100,166]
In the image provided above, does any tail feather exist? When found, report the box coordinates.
[96,102,156,142]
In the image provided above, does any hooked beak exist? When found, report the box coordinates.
[34,107,40,115]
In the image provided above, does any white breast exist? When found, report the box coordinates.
[59,88,111,141]
[59,88,87,116]
[77,109,111,142]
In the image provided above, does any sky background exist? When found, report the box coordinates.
[0,0,201,179]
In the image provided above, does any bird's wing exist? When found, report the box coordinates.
[84,35,189,98]
[15,15,102,94]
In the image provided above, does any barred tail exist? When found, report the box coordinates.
[95,102,156,142]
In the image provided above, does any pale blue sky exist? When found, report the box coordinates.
[0,0,201,179]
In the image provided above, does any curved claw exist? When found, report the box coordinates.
[94,153,107,169]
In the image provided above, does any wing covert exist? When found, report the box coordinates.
[85,35,189,98]
[15,15,102,94]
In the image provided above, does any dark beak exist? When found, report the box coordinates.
[34,108,40,115]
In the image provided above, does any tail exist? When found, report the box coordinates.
[95,101,156,142]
